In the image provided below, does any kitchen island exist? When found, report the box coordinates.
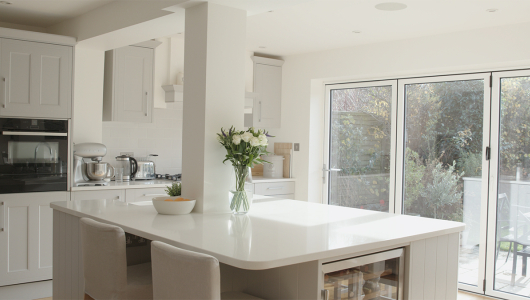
[51,199,464,300]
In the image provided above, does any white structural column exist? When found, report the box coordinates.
[181,3,247,213]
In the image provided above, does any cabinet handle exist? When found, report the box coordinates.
[143,194,166,197]
[267,186,284,190]
[259,101,262,122]
[2,77,6,109]
[145,91,148,117]
[1,202,4,232]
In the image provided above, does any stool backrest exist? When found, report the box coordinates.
[80,217,127,299]
[151,241,221,300]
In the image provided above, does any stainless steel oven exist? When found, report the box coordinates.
[0,118,68,193]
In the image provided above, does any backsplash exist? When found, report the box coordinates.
[101,102,183,175]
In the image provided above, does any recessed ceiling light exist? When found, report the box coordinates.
[259,46,267,49]
[0,1,12,4]
[268,10,273,13]
[352,30,362,34]
[486,8,498,12]
[375,2,407,11]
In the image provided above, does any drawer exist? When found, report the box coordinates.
[254,194,295,202]
[125,187,168,203]
[254,182,295,196]
[71,189,125,202]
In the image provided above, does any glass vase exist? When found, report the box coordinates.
[229,165,253,214]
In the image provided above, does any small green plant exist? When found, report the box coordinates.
[165,182,182,197]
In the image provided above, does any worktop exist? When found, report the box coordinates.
[51,199,462,269]
[71,177,295,191]
[71,179,175,191]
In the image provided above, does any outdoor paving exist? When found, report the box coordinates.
[459,245,530,297]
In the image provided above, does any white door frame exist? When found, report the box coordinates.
[323,80,398,213]
[396,73,492,294]
[485,69,530,300]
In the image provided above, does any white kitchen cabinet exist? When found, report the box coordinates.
[125,187,167,203]
[0,38,72,119]
[71,189,125,202]
[0,191,69,286]
[103,44,159,123]
[254,181,295,196]
[245,56,284,128]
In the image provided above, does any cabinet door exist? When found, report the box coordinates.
[0,38,72,119]
[253,63,282,128]
[0,191,68,286]
[114,46,153,123]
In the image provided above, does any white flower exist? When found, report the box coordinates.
[258,134,268,146]
[249,137,260,147]
[232,135,241,145]
[241,132,253,142]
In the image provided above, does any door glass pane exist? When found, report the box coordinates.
[402,79,485,287]
[329,86,392,212]
[494,76,530,296]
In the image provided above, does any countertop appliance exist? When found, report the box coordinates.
[0,118,69,193]
[73,143,115,186]
[115,155,137,181]
[134,154,157,180]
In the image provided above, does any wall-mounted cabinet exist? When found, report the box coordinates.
[103,42,161,123]
[244,56,283,129]
[0,38,73,119]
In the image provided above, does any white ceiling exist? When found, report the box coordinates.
[0,0,116,28]
[246,0,530,56]
[2,0,530,56]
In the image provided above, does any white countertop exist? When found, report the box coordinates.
[51,199,464,270]
[71,177,294,191]
[71,179,176,191]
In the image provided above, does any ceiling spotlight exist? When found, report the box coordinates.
[486,8,498,12]
[375,2,407,11]
[0,1,12,4]
[352,30,362,34]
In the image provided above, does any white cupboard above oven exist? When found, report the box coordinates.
[103,41,161,123]
[0,38,73,119]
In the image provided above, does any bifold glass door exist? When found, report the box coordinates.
[325,71,530,299]
[324,81,397,213]
[396,74,491,293]
[487,70,530,300]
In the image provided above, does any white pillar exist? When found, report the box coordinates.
[181,3,246,213]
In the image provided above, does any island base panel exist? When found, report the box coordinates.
[52,209,460,300]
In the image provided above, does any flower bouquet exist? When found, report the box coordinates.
[217,127,272,214]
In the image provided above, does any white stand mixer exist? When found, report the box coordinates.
[73,143,115,186]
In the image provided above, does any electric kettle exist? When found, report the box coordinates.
[115,155,138,181]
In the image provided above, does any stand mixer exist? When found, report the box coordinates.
[73,143,115,186]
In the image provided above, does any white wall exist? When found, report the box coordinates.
[72,46,105,144]
[276,21,530,203]
[101,101,183,175]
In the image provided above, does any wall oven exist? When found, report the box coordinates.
[0,118,68,194]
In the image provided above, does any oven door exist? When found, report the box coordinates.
[0,131,68,193]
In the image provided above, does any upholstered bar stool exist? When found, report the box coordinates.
[80,218,153,299]
[151,241,262,300]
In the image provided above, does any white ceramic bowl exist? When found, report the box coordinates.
[152,197,196,215]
